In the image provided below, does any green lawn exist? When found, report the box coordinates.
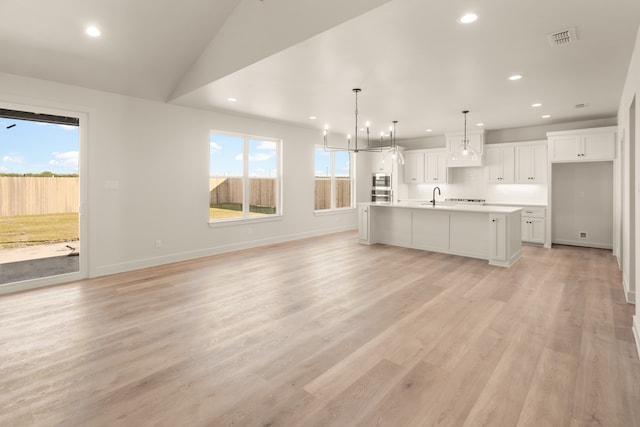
[0,213,79,249]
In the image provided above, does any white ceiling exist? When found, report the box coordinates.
[1,0,639,139]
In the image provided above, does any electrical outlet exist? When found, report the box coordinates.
[155,239,162,248]
[579,232,587,239]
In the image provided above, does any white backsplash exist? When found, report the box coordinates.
[403,166,548,205]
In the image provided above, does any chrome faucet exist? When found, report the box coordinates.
[431,186,441,207]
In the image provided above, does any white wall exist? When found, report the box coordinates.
[0,71,368,285]
[618,27,640,355]
[551,162,614,249]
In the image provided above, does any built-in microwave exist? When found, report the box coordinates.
[372,173,391,189]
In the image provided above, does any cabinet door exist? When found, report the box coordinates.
[583,132,615,160]
[404,152,424,184]
[371,151,393,173]
[489,214,506,262]
[485,147,503,183]
[549,135,580,161]
[486,146,514,183]
[530,144,547,183]
[529,218,545,243]
[516,144,547,183]
[437,153,449,183]
[425,153,438,182]
[521,217,545,244]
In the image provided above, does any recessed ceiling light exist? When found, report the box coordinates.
[509,74,523,81]
[309,116,317,120]
[227,97,237,102]
[459,13,478,24]
[85,26,101,37]
[531,103,542,107]
[426,129,433,132]
[542,114,551,118]
[476,123,484,127]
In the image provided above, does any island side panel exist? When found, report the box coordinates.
[371,205,412,247]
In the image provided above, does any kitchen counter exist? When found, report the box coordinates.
[364,201,522,214]
[358,202,522,267]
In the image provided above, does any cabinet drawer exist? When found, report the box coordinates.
[521,207,545,218]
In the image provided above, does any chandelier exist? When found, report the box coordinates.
[323,88,384,153]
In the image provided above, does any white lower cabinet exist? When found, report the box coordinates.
[520,207,546,245]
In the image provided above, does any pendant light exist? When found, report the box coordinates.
[457,110,478,158]
[383,120,405,165]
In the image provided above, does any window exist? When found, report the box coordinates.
[314,146,354,211]
[209,131,281,222]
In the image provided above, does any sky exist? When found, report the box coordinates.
[0,117,79,174]
[210,133,279,177]
[315,146,350,177]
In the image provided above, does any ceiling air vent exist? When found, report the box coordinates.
[547,27,578,47]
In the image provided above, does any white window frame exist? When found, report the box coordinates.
[209,131,282,224]
[314,146,355,213]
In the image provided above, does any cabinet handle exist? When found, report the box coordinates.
[434,178,438,180]
[492,219,496,223]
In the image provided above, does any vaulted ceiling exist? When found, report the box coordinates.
[1,0,639,138]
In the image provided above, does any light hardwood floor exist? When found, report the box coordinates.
[1,231,639,426]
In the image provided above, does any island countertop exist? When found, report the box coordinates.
[361,201,522,214]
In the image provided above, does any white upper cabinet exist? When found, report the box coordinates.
[370,150,393,173]
[404,151,424,184]
[404,149,448,184]
[485,145,515,183]
[425,151,449,183]
[515,142,547,183]
[547,126,616,162]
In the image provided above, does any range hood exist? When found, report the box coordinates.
[445,129,484,167]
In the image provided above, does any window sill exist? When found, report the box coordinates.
[314,208,357,217]
[208,214,283,228]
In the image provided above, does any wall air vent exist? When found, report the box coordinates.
[547,27,578,47]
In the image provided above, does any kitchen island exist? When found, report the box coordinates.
[358,202,522,267]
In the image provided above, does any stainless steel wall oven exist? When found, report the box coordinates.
[371,173,392,202]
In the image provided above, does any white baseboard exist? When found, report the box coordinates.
[623,275,636,304]
[0,271,84,295]
[551,239,613,250]
[92,225,357,278]
[634,316,640,360]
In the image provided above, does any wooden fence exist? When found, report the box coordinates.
[0,177,79,216]
[314,177,351,210]
[210,177,276,208]
[210,177,351,210]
